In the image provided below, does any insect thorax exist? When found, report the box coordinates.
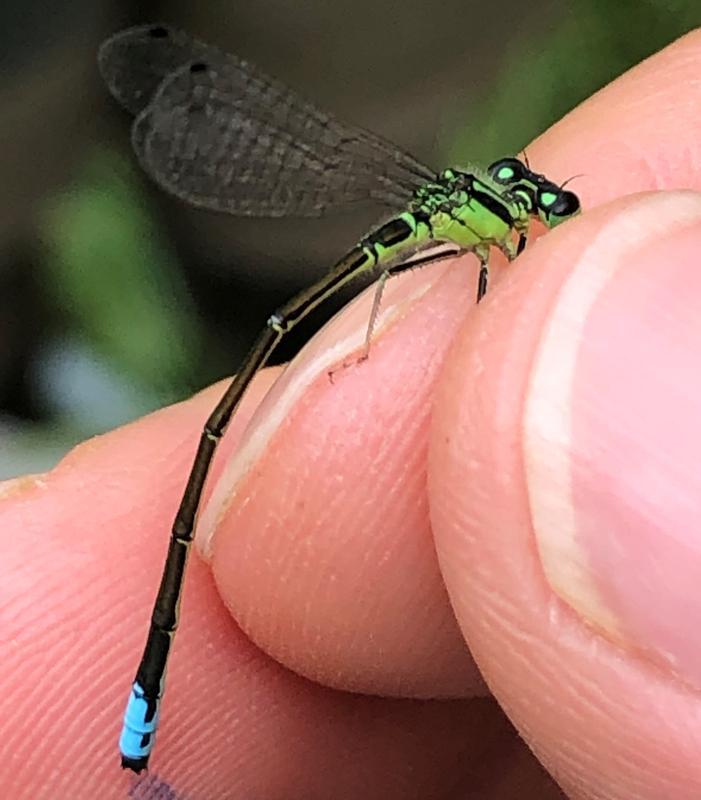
[410,169,527,251]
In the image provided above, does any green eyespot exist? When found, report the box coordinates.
[487,157,528,186]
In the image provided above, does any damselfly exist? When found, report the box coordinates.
[98,23,580,772]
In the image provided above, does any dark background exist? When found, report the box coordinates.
[1,0,699,478]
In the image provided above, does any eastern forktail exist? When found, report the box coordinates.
[98,23,581,772]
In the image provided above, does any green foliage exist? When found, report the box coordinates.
[42,150,204,404]
[450,0,701,162]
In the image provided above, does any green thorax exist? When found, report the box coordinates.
[410,167,529,252]
[361,158,580,268]
[364,167,528,266]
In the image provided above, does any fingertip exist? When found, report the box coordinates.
[202,259,486,698]
[429,191,701,798]
[0,372,279,794]
[531,28,701,207]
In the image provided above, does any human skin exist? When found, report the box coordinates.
[2,30,701,800]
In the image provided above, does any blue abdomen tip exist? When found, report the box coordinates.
[119,681,160,761]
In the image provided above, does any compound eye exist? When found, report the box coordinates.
[539,189,580,215]
[551,190,580,217]
[538,188,581,226]
[487,157,527,185]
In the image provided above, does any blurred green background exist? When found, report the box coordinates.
[0,0,699,478]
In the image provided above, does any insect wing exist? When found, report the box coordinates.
[100,25,433,216]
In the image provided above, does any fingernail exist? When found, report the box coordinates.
[195,259,458,559]
[524,192,701,687]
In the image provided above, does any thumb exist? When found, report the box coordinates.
[430,191,701,799]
